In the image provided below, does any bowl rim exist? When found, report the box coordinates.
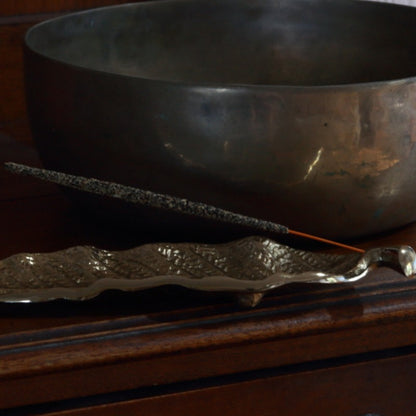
[24,0,416,91]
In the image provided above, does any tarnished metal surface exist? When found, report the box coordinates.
[24,0,416,239]
[0,237,414,307]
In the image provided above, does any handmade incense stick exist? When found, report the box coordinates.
[5,162,364,253]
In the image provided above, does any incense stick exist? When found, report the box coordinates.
[5,162,364,253]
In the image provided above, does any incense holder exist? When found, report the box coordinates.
[0,237,414,307]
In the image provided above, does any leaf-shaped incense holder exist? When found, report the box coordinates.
[0,237,414,307]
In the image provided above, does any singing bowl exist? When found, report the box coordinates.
[24,0,416,240]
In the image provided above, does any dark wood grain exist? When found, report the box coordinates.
[0,23,33,143]
[0,0,137,16]
[1,285,416,409]
[34,352,416,416]
[0,1,142,143]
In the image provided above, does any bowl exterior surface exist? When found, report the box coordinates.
[24,0,416,239]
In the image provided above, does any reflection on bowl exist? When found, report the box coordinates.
[24,0,416,239]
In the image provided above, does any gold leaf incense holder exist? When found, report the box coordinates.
[0,237,414,307]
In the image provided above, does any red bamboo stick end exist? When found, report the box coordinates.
[288,229,365,254]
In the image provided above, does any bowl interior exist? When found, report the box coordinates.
[26,0,416,86]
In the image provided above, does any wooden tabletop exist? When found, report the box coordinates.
[1,133,416,415]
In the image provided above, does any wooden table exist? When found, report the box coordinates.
[1,133,416,416]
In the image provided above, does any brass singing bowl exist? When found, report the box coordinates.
[24,0,416,239]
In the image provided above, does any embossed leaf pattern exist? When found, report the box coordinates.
[0,237,414,305]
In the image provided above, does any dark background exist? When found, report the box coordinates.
[0,0,143,144]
